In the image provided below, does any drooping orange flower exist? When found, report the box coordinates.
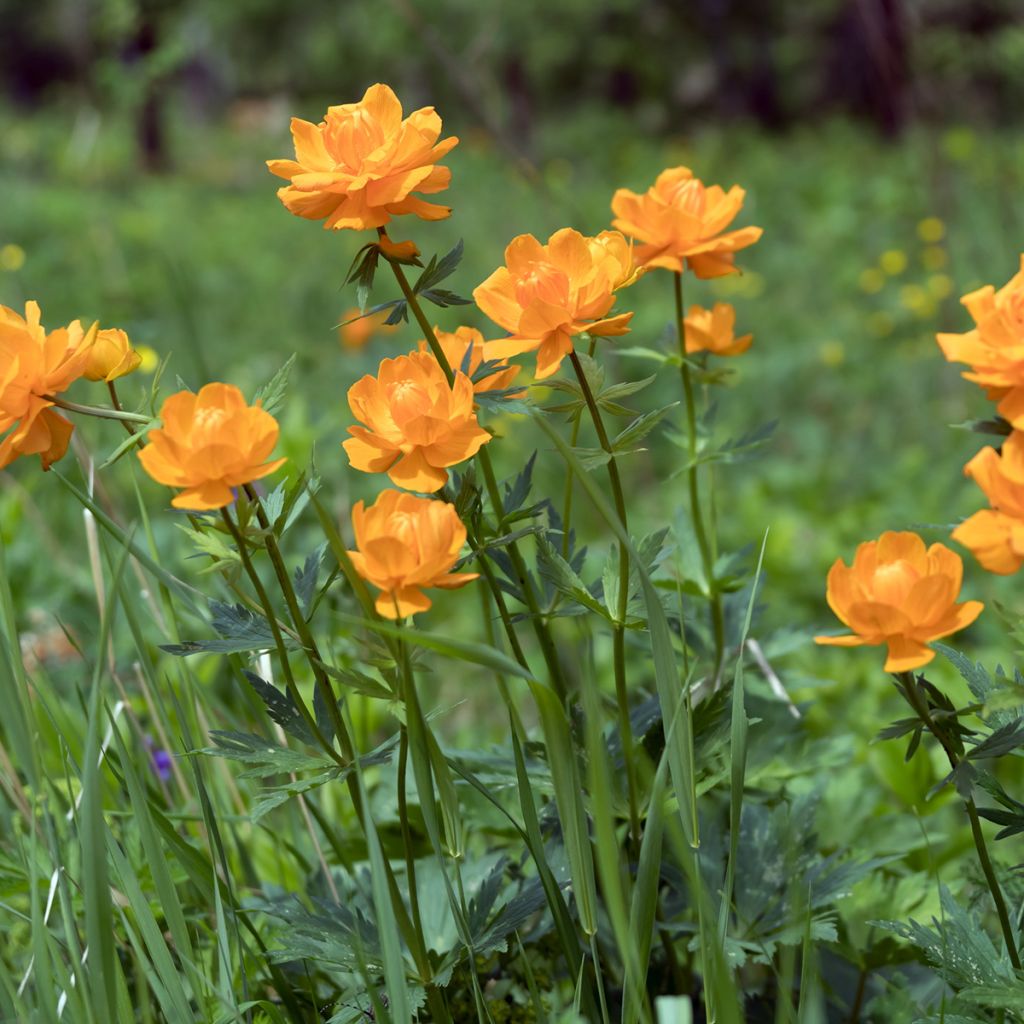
[684,303,752,357]
[815,531,982,671]
[937,256,1024,426]
[611,166,762,278]
[952,432,1024,574]
[348,489,478,618]
[266,83,458,231]
[338,307,399,351]
[417,326,520,394]
[84,327,142,382]
[473,229,637,380]
[138,383,286,510]
[343,351,491,492]
[0,301,95,470]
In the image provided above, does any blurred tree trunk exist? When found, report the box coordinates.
[130,7,169,173]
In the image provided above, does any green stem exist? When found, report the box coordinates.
[561,339,599,560]
[672,272,725,679]
[396,723,426,942]
[46,394,151,424]
[567,349,641,853]
[897,671,1021,969]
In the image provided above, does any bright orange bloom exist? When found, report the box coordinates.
[952,432,1024,574]
[138,383,286,510]
[343,351,491,492]
[417,326,520,394]
[611,166,762,277]
[267,83,458,231]
[0,301,95,470]
[937,257,1024,426]
[473,229,636,380]
[338,307,399,351]
[348,489,478,618]
[815,531,982,672]
[684,303,752,357]
[84,327,142,382]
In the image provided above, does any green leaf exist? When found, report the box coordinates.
[253,353,296,417]
[160,601,297,656]
[613,404,677,451]
[242,670,315,744]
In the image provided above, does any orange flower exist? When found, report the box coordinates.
[0,301,95,470]
[138,383,286,510]
[815,531,982,672]
[952,432,1024,574]
[348,489,478,618]
[611,166,762,277]
[473,228,636,380]
[338,307,399,351]
[937,257,1024,426]
[266,83,458,231]
[84,327,142,382]
[417,326,520,394]
[684,303,752,356]
[343,351,491,492]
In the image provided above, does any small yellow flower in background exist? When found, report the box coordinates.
[683,303,752,357]
[84,328,142,382]
[921,246,948,271]
[343,351,491,492]
[138,383,286,510]
[0,301,95,470]
[0,244,25,272]
[417,326,520,394]
[927,274,953,299]
[267,83,458,231]
[952,433,1024,574]
[917,217,945,243]
[135,345,160,374]
[936,256,1024,425]
[611,166,762,278]
[473,228,636,380]
[338,307,399,351]
[859,268,885,294]
[818,340,845,367]
[899,284,934,318]
[815,531,983,672]
[348,489,478,618]
[880,250,907,275]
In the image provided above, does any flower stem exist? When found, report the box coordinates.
[567,348,641,854]
[560,338,598,560]
[897,671,1021,969]
[46,394,151,424]
[672,272,725,680]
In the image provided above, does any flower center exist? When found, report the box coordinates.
[388,379,432,421]
[667,178,706,217]
[193,406,229,435]
[872,560,919,605]
[516,262,571,309]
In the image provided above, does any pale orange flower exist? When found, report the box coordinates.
[952,432,1024,574]
[84,327,142,382]
[417,326,520,394]
[473,228,636,380]
[267,83,458,231]
[937,257,1024,426]
[338,307,399,351]
[343,351,491,492]
[815,531,982,672]
[684,303,752,356]
[0,301,95,470]
[348,489,478,618]
[611,166,762,277]
[138,383,286,510]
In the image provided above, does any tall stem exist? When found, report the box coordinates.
[672,272,725,678]
[567,349,641,853]
[897,671,1021,969]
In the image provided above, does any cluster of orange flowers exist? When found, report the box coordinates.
[3,82,766,621]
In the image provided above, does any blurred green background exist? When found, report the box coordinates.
[3,0,1024,675]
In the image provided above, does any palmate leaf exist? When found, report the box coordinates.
[243,670,314,744]
[160,601,298,656]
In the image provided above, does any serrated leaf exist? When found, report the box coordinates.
[967,717,1024,760]
[243,670,314,744]
[569,446,612,470]
[415,239,463,292]
[294,545,325,617]
[613,404,676,451]
[99,419,159,468]
[535,536,608,618]
[253,354,296,418]
[160,601,297,656]
[503,452,537,514]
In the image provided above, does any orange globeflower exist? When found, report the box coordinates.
[815,531,982,672]
[343,351,491,492]
[266,83,458,231]
[473,228,636,380]
[417,326,520,394]
[0,301,95,470]
[84,327,142,382]
[611,166,762,278]
[937,256,1024,426]
[684,303,752,357]
[348,489,478,618]
[952,432,1024,574]
[338,307,399,351]
[138,383,286,510]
